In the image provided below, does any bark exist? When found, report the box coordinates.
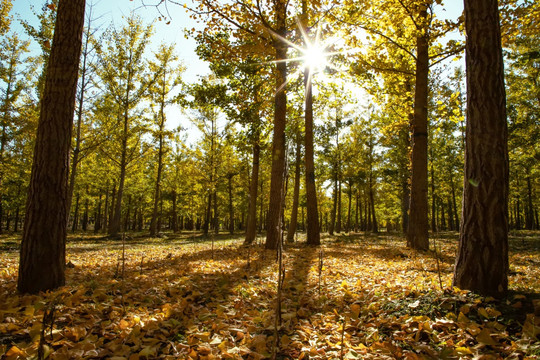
[336,180,342,233]
[265,0,288,250]
[304,68,321,245]
[407,5,430,251]
[430,160,437,232]
[71,194,80,232]
[228,173,234,235]
[150,116,165,236]
[329,177,337,235]
[526,176,534,230]
[453,0,509,297]
[94,193,102,233]
[244,137,260,244]
[287,138,301,243]
[346,182,352,233]
[18,0,86,294]
[171,190,178,233]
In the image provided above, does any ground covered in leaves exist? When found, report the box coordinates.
[1,231,539,359]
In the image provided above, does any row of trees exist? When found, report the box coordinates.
[3,0,538,295]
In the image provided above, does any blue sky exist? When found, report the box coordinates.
[10,0,464,83]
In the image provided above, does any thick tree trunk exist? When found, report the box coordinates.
[287,138,301,243]
[17,0,85,294]
[265,0,288,250]
[244,139,260,244]
[453,0,509,297]
[407,9,430,251]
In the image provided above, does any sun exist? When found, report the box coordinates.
[302,43,329,73]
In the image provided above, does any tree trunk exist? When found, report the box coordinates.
[407,6,430,251]
[228,173,234,235]
[304,68,321,245]
[430,160,437,232]
[453,0,509,297]
[287,138,301,243]
[526,176,534,230]
[94,193,102,233]
[329,177,337,235]
[82,195,88,231]
[18,0,85,294]
[346,182,352,233]
[244,137,260,244]
[71,193,79,232]
[265,0,288,250]
[171,190,178,233]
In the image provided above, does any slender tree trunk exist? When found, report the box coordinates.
[67,14,92,225]
[451,176,459,230]
[265,0,288,250]
[150,125,164,236]
[72,194,79,232]
[447,197,454,231]
[18,0,86,294]
[329,177,337,235]
[453,0,509,297]
[369,175,378,233]
[336,180,342,233]
[82,195,88,231]
[304,68,321,245]
[430,160,437,232]
[94,193,102,233]
[171,190,178,233]
[407,3,431,251]
[228,173,235,235]
[526,176,534,230]
[346,182,352,233]
[244,137,260,244]
[355,190,360,232]
[287,138,301,243]
[13,206,19,233]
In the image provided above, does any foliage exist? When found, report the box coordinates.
[1,232,540,358]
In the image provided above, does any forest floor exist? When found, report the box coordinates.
[1,230,539,359]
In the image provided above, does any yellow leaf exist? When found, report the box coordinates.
[351,304,361,318]
[454,346,473,355]
[476,328,498,346]
[280,334,290,347]
[478,307,490,319]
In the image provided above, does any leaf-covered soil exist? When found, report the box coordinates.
[1,231,539,359]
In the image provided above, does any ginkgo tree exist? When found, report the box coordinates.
[93,14,157,238]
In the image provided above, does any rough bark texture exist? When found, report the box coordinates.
[18,0,86,294]
[453,0,509,297]
[265,0,288,250]
[407,7,430,251]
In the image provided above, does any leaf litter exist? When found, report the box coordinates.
[0,231,539,359]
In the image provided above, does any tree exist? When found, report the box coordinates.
[18,0,86,294]
[0,34,31,233]
[453,0,509,296]
[93,15,155,237]
[148,43,183,237]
